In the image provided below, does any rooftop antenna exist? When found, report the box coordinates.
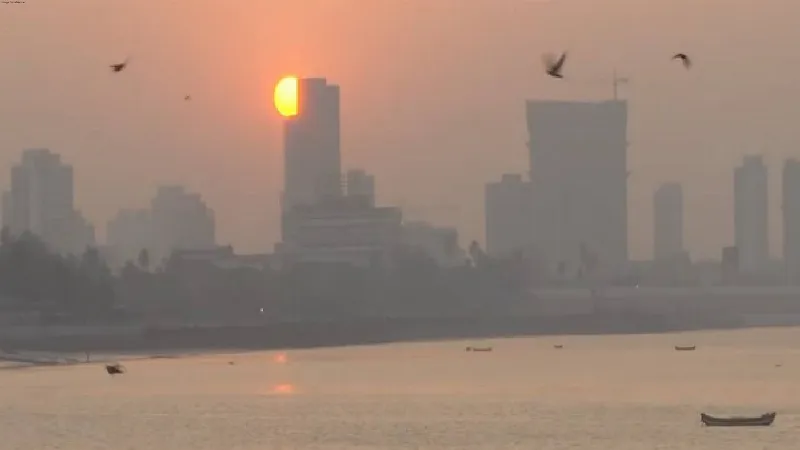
[612,69,630,100]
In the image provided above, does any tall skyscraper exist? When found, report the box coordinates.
[783,158,800,284]
[276,78,402,268]
[734,155,769,273]
[3,149,94,254]
[526,100,628,276]
[653,182,684,261]
[282,78,341,213]
[485,174,532,257]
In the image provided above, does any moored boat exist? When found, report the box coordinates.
[675,345,696,351]
[553,344,564,349]
[465,346,493,352]
[700,412,776,427]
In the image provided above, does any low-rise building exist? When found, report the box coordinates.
[402,221,466,267]
[279,197,402,268]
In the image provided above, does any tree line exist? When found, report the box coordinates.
[0,227,117,322]
[0,227,535,324]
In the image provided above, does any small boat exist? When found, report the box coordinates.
[465,346,493,352]
[105,363,126,375]
[700,412,776,427]
[553,344,564,349]
[675,345,696,351]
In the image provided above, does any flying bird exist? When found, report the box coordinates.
[110,58,129,73]
[543,52,568,78]
[672,53,691,69]
[105,363,125,375]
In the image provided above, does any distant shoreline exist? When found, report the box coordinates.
[0,312,748,354]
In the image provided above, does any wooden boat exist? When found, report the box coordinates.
[553,344,564,349]
[675,345,696,351]
[465,346,493,352]
[105,363,126,375]
[700,412,776,427]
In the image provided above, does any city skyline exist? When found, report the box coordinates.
[7,104,800,265]
[6,4,800,448]
[6,138,800,281]
[3,0,800,259]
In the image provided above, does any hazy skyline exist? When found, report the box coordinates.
[2,0,798,259]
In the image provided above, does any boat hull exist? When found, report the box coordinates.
[700,412,776,427]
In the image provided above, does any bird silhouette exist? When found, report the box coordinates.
[110,58,129,73]
[105,363,125,375]
[672,53,691,69]
[543,52,568,78]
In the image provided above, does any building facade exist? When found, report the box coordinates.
[526,100,628,277]
[484,173,532,257]
[279,197,402,268]
[106,208,153,268]
[653,182,684,261]
[403,221,466,267]
[783,158,800,284]
[734,155,768,273]
[277,78,408,268]
[150,185,216,263]
[2,149,94,254]
[106,186,215,269]
[345,169,375,208]
[282,78,342,214]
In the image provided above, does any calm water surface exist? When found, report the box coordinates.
[3,327,800,449]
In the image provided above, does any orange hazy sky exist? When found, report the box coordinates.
[1,0,798,259]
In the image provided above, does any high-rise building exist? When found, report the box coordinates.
[653,182,684,261]
[345,169,375,207]
[107,208,153,267]
[783,158,800,284]
[734,155,768,273]
[106,187,215,269]
[3,149,94,254]
[485,174,533,257]
[721,245,740,284]
[276,79,404,268]
[282,78,341,214]
[526,100,628,277]
[1,191,11,232]
[150,185,216,262]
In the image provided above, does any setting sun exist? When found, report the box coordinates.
[274,76,298,117]
[272,383,295,394]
